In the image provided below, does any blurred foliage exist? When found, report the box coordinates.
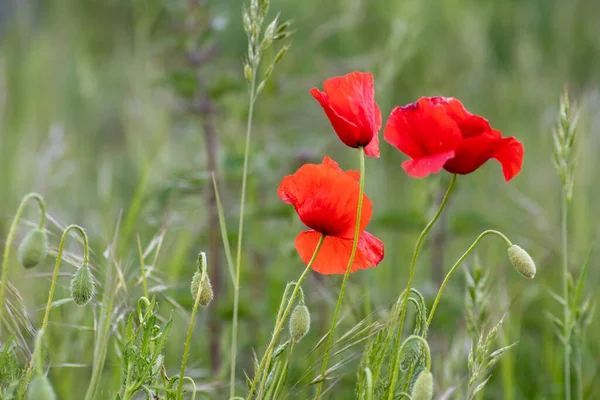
[0,0,599,398]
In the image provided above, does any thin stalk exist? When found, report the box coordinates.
[231,64,258,399]
[177,253,208,399]
[20,224,89,397]
[136,234,149,299]
[426,229,512,327]
[562,193,571,400]
[271,341,294,398]
[0,193,46,333]
[247,235,325,399]
[386,174,457,399]
[315,148,366,399]
[398,335,432,372]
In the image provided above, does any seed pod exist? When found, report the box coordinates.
[411,371,433,400]
[70,264,95,306]
[289,304,310,343]
[191,271,214,307]
[507,245,536,279]
[27,375,56,400]
[18,228,48,269]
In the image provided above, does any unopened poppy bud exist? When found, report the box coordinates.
[507,245,536,279]
[411,371,433,400]
[289,304,310,343]
[70,264,95,306]
[27,375,56,400]
[191,271,214,307]
[18,228,48,269]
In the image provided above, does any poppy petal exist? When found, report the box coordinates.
[278,161,372,238]
[432,97,492,137]
[322,156,360,181]
[493,136,524,181]
[295,230,384,275]
[384,98,462,161]
[364,101,382,157]
[402,150,456,178]
[311,87,362,149]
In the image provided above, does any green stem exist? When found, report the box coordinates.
[562,193,571,400]
[386,174,456,399]
[20,224,89,397]
[177,253,207,399]
[231,64,258,399]
[426,229,512,327]
[398,335,432,372]
[315,148,366,399]
[247,235,325,399]
[0,193,46,334]
[136,234,149,299]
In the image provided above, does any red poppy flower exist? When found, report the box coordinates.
[310,72,382,157]
[278,156,384,274]
[384,97,524,181]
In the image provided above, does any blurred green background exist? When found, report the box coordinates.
[1,0,599,398]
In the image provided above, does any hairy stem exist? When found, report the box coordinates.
[427,229,512,327]
[386,174,456,399]
[247,235,325,399]
[315,148,366,399]
[0,193,46,333]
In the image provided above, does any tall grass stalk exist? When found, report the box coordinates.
[0,193,46,334]
[315,147,365,399]
[385,174,456,399]
[247,234,325,399]
[561,193,571,400]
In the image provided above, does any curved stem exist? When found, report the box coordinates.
[426,229,512,327]
[231,62,258,399]
[0,193,46,333]
[398,335,432,372]
[247,234,325,399]
[177,253,207,399]
[315,148,366,399]
[386,175,456,399]
[20,224,88,397]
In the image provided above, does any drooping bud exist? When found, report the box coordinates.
[191,271,214,307]
[411,371,433,400]
[18,228,48,269]
[507,245,536,279]
[27,375,56,400]
[289,304,310,343]
[400,339,422,371]
[70,264,95,306]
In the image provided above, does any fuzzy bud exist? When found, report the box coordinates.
[18,228,48,269]
[191,271,214,307]
[70,264,95,306]
[411,371,433,400]
[400,340,422,371]
[507,245,536,279]
[289,304,310,343]
[27,375,56,400]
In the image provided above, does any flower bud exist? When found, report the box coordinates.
[191,271,214,307]
[18,228,48,269]
[507,245,536,279]
[411,371,433,400]
[27,375,56,400]
[400,340,421,371]
[289,304,310,343]
[70,264,95,306]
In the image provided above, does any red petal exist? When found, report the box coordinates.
[432,97,491,137]
[278,160,372,238]
[384,97,462,161]
[443,133,499,175]
[493,137,524,181]
[322,156,360,181]
[310,87,361,149]
[295,231,384,275]
[402,150,455,178]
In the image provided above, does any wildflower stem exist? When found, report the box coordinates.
[231,58,258,400]
[20,224,89,397]
[315,148,366,399]
[177,253,207,399]
[247,234,325,399]
[386,174,456,400]
[0,193,46,334]
[426,229,512,327]
[136,234,149,299]
[399,335,432,372]
[562,192,571,400]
